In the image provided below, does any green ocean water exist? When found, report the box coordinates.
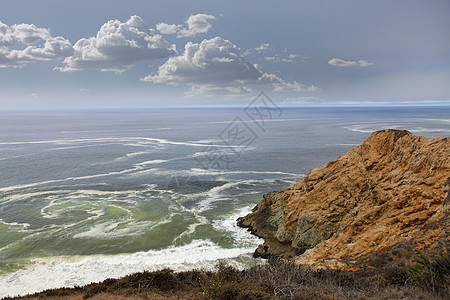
[0,107,448,297]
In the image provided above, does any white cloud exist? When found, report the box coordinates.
[258,73,319,93]
[24,37,73,59]
[156,23,180,35]
[328,58,357,67]
[156,14,216,38]
[275,81,319,93]
[255,43,270,52]
[282,54,298,63]
[0,21,15,46]
[264,56,279,62]
[264,54,302,63]
[141,37,317,96]
[328,58,374,67]
[358,60,374,67]
[264,54,301,63]
[57,15,177,72]
[142,37,260,88]
[0,21,73,68]
[179,14,215,37]
[12,23,51,45]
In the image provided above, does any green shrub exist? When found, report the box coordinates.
[406,251,450,294]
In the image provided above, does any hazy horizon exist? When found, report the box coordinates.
[1,0,449,109]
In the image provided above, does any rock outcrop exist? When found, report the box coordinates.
[238,129,449,269]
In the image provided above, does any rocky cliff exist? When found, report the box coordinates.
[238,129,449,269]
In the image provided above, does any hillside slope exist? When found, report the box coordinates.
[238,129,449,269]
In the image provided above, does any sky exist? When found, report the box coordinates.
[0,0,449,109]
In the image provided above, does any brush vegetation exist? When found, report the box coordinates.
[4,252,449,300]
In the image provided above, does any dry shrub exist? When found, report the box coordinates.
[5,254,449,300]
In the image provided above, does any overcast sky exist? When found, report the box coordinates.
[1,0,449,109]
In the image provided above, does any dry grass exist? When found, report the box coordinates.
[3,254,449,300]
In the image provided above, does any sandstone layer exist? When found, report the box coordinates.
[238,129,449,269]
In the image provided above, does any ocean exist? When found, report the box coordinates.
[0,106,448,297]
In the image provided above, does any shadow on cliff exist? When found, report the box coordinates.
[238,129,449,272]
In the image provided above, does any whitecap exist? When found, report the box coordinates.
[48,142,122,151]
[113,150,156,161]
[172,215,209,244]
[212,206,263,248]
[188,168,301,177]
[73,217,173,240]
[0,136,228,148]
[0,219,30,228]
[136,159,170,166]
[0,166,141,193]
[0,239,258,298]
[73,221,121,239]
[171,177,301,214]
[186,138,223,144]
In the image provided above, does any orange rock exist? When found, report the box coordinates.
[238,129,449,269]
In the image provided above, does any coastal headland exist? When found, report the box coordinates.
[238,129,449,270]
[5,129,449,299]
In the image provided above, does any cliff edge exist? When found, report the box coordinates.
[238,129,449,269]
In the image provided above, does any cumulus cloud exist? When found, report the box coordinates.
[328,58,374,67]
[23,37,73,59]
[156,14,215,38]
[12,23,51,45]
[141,37,317,96]
[258,73,319,93]
[0,22,15,46]
[142,37,260,86]
[179,14,215,37]
[0,21,73,68]
[57,15,177,72]
[156,23,180,35]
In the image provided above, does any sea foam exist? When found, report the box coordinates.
[0,239,257,298]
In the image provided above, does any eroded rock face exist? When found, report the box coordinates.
[238,129,449,269]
